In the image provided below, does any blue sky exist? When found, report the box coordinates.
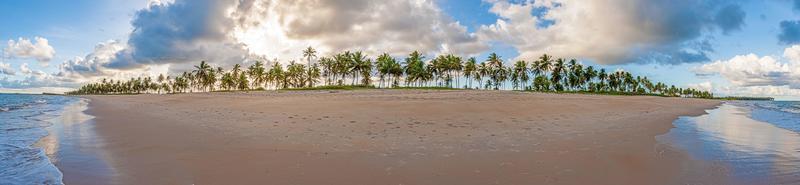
[2,0,800,99]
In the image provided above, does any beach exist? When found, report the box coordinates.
[80,90,723,184]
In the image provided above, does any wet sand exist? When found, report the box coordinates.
[82,90,723,184]
[37,98,114,185]
[658,103,800,184]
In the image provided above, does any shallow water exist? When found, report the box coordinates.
[0,94,79,184]
[41,99,114,185]
[0,94,111,185]
[658,103,800,184]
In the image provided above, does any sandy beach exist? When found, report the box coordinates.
[80,90,723,185]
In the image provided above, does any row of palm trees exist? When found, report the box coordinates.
[67,48,714,99]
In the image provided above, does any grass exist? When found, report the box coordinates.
[388,86,461,90]
[282,85,376,91]
[523,90,674,97]
[282,85,464,91]
[211,87,267,93]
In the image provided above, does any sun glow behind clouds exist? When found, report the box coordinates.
[233,16,321,62]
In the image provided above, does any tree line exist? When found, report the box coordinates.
[67,47,714,99]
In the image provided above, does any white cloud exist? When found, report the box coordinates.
[687,81,713,92]
[4,37,56,63]
[58,40,125,79]
[0,86,75,94]
[694,52,800,88]
[0,62,14,75]
[693,45,800,97]
[19,63,33,75]
[716,85,800,98]
[57,40,169,83]
[477,0,744,64]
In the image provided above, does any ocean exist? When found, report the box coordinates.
[658,101,800,184]
[0,94,77,185]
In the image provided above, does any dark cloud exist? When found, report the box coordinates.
[795,0,800,12]
[779,20,800,45]
[632,0,746,64]
[105,0,251,69]
[715,4,746,34]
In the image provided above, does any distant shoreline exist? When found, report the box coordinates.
[72,90,725,184]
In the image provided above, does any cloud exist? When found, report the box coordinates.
[687,81,713,92]
[0,40,170,91]
[715,4,746,34]
[477,0,746,65]
[0,69,66,90]
[694,45,800,93]
[239,0,488,58]
[56,40,171,84]
[58,40,126,79]
[779,20,800,45]
[4,37,56,63]
[694,54,797,87]
[105,0,249,69]
[18,63,45,76]
[795,0,800,12]
[0,62,14,75]
[104,0,487,70]
[0,86,75,94]
[716,85,800,98]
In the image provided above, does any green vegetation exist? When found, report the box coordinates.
[283,85,375,91]
[390,86,460,90]
[67,48,714,99]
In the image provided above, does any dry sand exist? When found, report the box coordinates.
[81,90,725,185]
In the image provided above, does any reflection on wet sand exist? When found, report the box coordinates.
[658,104,800,184]
[40,99,115,185]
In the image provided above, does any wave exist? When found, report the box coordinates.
[0,94,74,185]
[735,101,800,133]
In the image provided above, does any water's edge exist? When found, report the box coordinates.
[45,98,115,185]
[657,102,800,184]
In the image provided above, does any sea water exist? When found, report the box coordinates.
[0,94,77,185]
[658,101,800,184]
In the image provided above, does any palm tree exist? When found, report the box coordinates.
[248,61,266,89]
[358,57,373,86]
[307,63,321,87]
[303,47,317,87]
[157,74,166,94]
[464,57,477,89]
[513,60,529,90]
[550,58,566,91]
[69,52,716,99]
[584,66,597,91]
[404,51,425,87]
[376,53,393,88]
[486,53,505,90]
[238,73,249,90]
[192,61,214,92]
[477,62,489,89]
[267,62,286,89]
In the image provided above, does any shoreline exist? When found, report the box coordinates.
[78,90,722,184]
[657,102,800,184]
[36,98,114,185]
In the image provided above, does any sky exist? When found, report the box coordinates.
[2,0,800,100]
